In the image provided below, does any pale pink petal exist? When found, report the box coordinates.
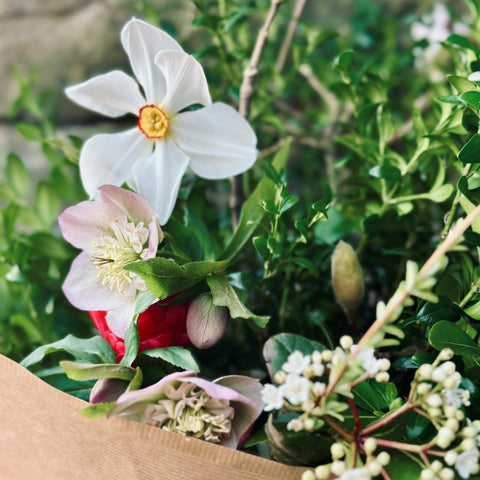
[112,371,195,415]
[105,302,137,338]
[127,139,190,225]
[62,253,125,312]
[121,18,183,104]
[154,50,211,113]
[65,71,145,117]
[214,376,264,448]
[80,128,153,199]
[171,103,257,179]
[98,185,163,245]
[58,200,122,253]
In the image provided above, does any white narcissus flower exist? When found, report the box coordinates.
[58,184,162,337]
[66,18,257,224]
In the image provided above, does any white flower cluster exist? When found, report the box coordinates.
[415,349,478,480]
[301,439,390,480]
[261,341,391,432]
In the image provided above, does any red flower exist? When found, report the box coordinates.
[89,299,190,363]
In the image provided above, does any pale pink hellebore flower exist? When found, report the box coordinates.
[58,185,162,337]
[66,18,257,224]
[108,370,264,449]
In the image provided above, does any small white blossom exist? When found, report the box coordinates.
[469,72,480,82]
[282,351,311,375]
[281,374,311,406]
[455,448,480,479]
[442,382,470,409]
[261,384,284,411]
[445,450,458,466]
[439,468,455,480]
[287,418,304,432]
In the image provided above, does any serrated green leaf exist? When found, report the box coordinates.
[125,258,228,300]
[429,320,480,356]
[207,274,269,328]
[143,346,199,372]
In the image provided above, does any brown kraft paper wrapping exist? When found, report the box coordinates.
[0,354,305,480]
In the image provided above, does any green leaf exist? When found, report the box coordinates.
[6,153,30,197]
[60,361,138,382]
[35,181,60,227]
[44,138,80,164]
[429,320,480,356]
[266,415,332,466]
[15,122,43,142]
[447,75,477,94]
[464,230,480,246]
[120,320,139,367]
[416,297,462,325]
[425,184,454,203]
[125,258,228,300]
[143,346,200,372]
[253,236,270,260]
[219,138,291,262]
[458,175,476,203]
[263,333,324,378]
[385,450,422,480]
[459,134,480,164]
[369,165,402,182]
[206,274,269,328]
[446,34,478,52]
[353,380,399,415]
[460,91,480,110]
[20,335,116,368]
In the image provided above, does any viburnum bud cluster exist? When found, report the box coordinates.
[414,349,479,480]
[261,339,391,430]
[301,439,391,480]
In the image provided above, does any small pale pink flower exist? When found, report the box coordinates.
[58,184,162,337]
[109,370,264,448]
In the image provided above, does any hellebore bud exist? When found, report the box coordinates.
[186,293,228,349]
[331,240,364,318]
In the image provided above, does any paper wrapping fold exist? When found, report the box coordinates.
[0,354,304,480]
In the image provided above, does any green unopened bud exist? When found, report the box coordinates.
[331,241,364,318]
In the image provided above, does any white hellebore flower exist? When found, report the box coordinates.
[66,18,257,224]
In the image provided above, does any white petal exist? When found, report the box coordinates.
[79,128,153,198]
[105,302,137,338]
[62,253,125,311]
[121,18,183,103]
[127,139,190,225]
[65,71,145,117]
[172,103,257,179]
[154,50,211,113]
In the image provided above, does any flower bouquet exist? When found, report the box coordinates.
[3,1,480,479]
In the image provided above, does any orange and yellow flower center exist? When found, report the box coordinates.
[138,104,169,139]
